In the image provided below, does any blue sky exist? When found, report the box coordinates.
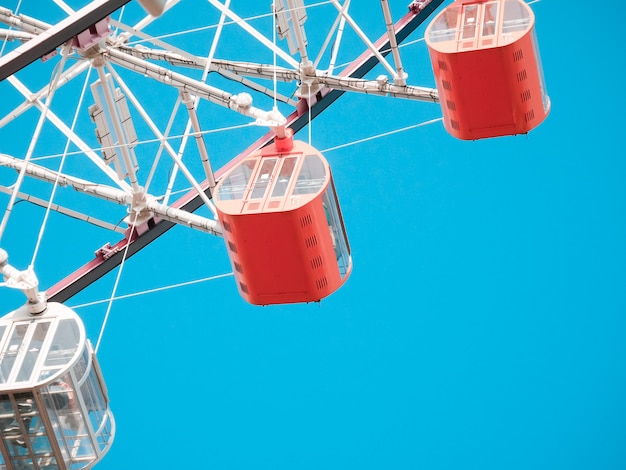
[1,1,625,469]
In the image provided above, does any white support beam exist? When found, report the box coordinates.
[181,91,217,191]
[206,0,299,69]
[312,0,347,71]
[0,185,127,234]
[105,47,286,126]
[328,0,398,80]
[0,7,52,35]
[0,61,91,129]
[380,0,407,85]
[0,155,222,235]
[103,66,218,216]
[284,0,311,70]
[93,65,142,192]
[111,46,438,102]
[0,30,36,42]
[6,75,133,193]
[326,0,349,74]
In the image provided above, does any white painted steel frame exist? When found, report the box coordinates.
[0,0,445,303]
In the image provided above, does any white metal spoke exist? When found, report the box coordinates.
[0,29,35,42]
[51,0,75,16]
[143,94,181,194]
[94,64,142,193]
[312,0,345,70]
[325,0,349,74]
[103,64,216,215]
[216,67,298,105]
[0,7,51,35]
[104,64,179,195]
[0,155,221,234]
[329,0,398,80]
[0,61,90,129]
[285,0,311,68]
[0,45,70,243]
[125,0,181,33]
[181,91,216,190]
[380,0,407,85]
[110,19,203,63]
[0,185,126,234]
[207,0,299,69]
[6,75,134,193]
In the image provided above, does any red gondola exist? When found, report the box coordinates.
[425,0,550,140]
[214,130,352,306]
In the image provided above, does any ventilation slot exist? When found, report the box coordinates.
[438,59,448,72]
[524,109,535,122]
[239,282,249,294]
[222,221,231,232]
[450,119,460,130]
[305,234,318,249]
[521,89,532,102]
[441,80,452,91]
[300,213,313,228]
[316,276,329,290]
[513,49,524,62]
[311,256,323,270]
[228,241,237,253]
[234,262,244,274]
[446,100,457,111]
[516,69,528,82]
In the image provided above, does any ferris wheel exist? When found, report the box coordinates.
[0,0,548,468]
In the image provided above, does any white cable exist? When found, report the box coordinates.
[23,122,256,163]
[94,215,137,354]
[122,1,333,47]
[114,4,126,35]
[308,84,312,145]
[272,1,278,110]
[0,44,70,244]
[0,0,23,57]
[30,65,93,268]
[70,272,234,309]
[322,117,442,153]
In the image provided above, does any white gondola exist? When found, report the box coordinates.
[0,302,114,470]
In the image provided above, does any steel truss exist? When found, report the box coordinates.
[0,0,443,303]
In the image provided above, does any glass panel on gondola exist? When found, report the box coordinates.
[270,157,297,198]
[428,6,460,43]
[531,29,550,113]
[0,324,28,386]
[461,5,478,41]
[16,321,51,384]
[216,159,256,201]
[321,181,351,278]
[250,158,277,199]
[502,0,531,34]
[482,2,498,37]
[293,154,326,195]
